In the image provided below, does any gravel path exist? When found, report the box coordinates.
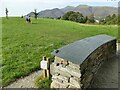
[5,43,120,88]
[6,70,42,88]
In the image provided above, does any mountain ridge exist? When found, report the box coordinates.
[27,5,118,20]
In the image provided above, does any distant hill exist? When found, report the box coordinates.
[38,8,64,18]
[27,5,117,20]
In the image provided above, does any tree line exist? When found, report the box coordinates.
[60,11,118,25]
[61,11,95,24]
[99,14,118,25]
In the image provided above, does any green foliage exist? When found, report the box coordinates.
[2,17,118,86]
[57,16,61,20]
[33,9,39,19]
[118,14,120,25]
[34,75,52,88]
[112,14,116,19]
[99,14,118,25]
[62,11,96,24]
[87,14,95,23]
[62,11,74,20]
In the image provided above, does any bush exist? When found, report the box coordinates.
[34,74,52,88]
[62,11,90,23]
[99,14,118,25]
[62,11,74,20]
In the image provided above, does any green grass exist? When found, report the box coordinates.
[2,17,118,86]
[34,74,52,88]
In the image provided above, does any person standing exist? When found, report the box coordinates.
[26,15,29,23]
[26,15,31,23]
[28,16,31,23]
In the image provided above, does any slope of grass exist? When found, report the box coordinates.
[2,17,118,86]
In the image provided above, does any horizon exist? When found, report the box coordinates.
[0,0,119,17]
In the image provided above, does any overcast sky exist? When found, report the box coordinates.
[0,0,119,17]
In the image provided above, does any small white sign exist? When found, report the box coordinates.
[40,60,48,69]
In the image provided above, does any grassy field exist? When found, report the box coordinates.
[2,17,118,86]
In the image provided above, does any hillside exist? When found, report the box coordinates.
[2,17,118,86]
[27,5,117,20]
[38,8,64,18]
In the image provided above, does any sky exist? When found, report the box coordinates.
[0,0,119,17]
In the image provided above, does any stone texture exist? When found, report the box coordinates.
[51,81,60,88]
[52,75,69,83]
[51,59,81,89]
[51,80,69,88]
[51,40,116,89]
[80,40,116,89]
[70,77,81,88]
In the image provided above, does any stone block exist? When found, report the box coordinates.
[66,66,81,78]
[52,75,69,83]
[68,84,81,89]
[51,81,60,88]
[67,65,80,71]
[84,73,93,85]
[69,82,81,88]
[68,61,80,68]
[70,77,81,88]
[54,56,64,64]
[55,66,71,77]
[53,80,69,88]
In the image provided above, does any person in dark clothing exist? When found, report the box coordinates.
[26,16,31,23]
[28,16,31,23]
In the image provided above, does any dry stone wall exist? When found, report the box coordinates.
[51,40,116,89]
[81,40,116,89]
[51,56,82,88]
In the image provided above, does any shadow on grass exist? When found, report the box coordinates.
[31,22,38,24]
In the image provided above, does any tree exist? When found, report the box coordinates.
[88,14,95,23]
[33,9,39,19]
[99,14,118,25]
[76,13,87,23]
[112,14,116,19]
[5,8,8,19]
[84,16,88,23]
[99,19,106,24]
[57,16,61,20]
[69,12,78,22]
[62,11,74,20]
[118,14,120,25]
[62,11,87,23]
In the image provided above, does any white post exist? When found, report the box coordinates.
[41,56,47,78]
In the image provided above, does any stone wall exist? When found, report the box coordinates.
[51,40,116,89]
[80,40,116,89]
[51,56,82,88]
